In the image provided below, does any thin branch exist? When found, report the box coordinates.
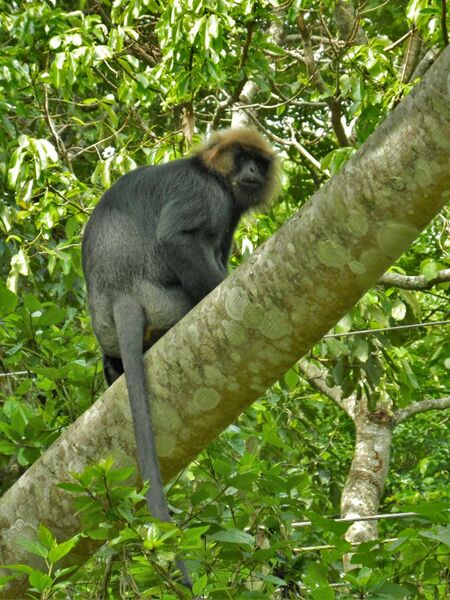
[42,85,73,173]
[71,120,129,160]
[292,510,437,528]
[324,320,450,339]
[297,358,356,418]
[0,370,30,378]
[294,538,398,553]
[410,47,440,81]
[385,30,413,52]
[394,396,450,425]
[360,0,391,15]
[125,39,157,67]
[211,22,254,129]
[259,120,325,172]
[378,269,450,290]
[400,28,423,83]
[239,21,254,71]
[296,13,350,147]
[98,5,158,67]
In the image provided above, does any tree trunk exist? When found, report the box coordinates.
[1,46,449,599]
[340,400,393,569]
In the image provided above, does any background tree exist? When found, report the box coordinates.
[0,1,449,598]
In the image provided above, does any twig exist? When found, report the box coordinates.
[292,510,444,528]
[324,320,450,339]
[385,30,413,52]
[42,85,73,173]
[296,13,350,147]
[0,370,30,378]
[294,537,398,553]
[71,120,129,160]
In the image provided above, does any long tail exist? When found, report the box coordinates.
[113,296,192,588]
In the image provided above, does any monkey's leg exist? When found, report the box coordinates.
[113,297,192,588]
[103,354,124,386]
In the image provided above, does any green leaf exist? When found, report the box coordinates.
[208,14,219,38]
[335,313,352,333]
[283,368,298,390]
[373,582,411,599]
[391,299,406,321]
[0,563,35,575]
[29,570,52,592]
[182,525,210,546]
[0,440,16,454]
[7,148,25,188]
[24,293,41,312]
[107,465,136,483]
[188,16,205,43]
[38,524,55,550]
[258,572,286,585]
[209,528,254,547]
[355,339,369,362]
[192,573,207,596]
[19,538,48,559]
[93,45,113,61]
[421,261,440,281]
[304,511,349,535]
[48,537,79,564]
[321,147,355,175]
[37,307,66,326]
[0,285,17,315]
[420,525,450,546]
[10,249,29,277]
[303,562,329,587]
[32,139,58,168]
[56,483,86,494]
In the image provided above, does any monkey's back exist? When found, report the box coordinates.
[82,158,225,290]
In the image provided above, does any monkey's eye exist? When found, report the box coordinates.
[255,157,270,174]
[234,151,248,168]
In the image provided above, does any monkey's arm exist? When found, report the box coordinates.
[156,200,226,302]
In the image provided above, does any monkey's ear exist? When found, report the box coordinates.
[201,145,235,177]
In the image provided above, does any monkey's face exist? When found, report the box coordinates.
[231,150,273,207]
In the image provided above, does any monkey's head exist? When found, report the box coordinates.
[198,128,280,208]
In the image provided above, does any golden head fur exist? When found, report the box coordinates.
[196,128,280,205]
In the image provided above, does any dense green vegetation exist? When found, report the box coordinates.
[0,1,449,597]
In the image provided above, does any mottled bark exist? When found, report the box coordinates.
[340,400,393,565]
[400,29,424,83]
[298,359,393,552]
[1,46,449,599]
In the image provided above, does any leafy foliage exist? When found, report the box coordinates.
[1,0,449,597]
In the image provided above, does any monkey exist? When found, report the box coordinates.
[81,128,278,585]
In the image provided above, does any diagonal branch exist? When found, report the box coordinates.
[394,396,450,424]
[378,269,450,290]
[297,359,356,419]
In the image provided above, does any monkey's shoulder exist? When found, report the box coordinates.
[101,156,227,204]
